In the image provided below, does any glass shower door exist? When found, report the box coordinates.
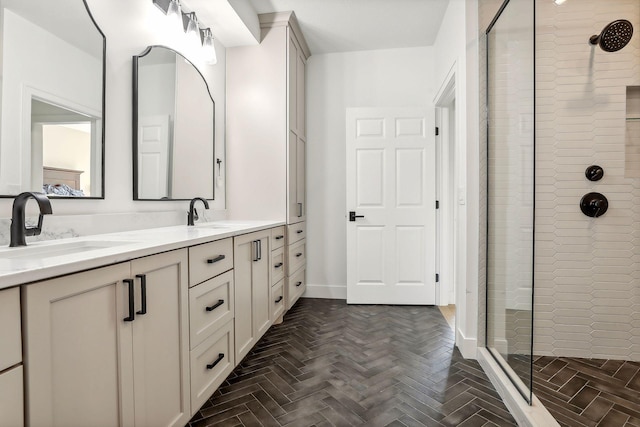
[485,0,535,403]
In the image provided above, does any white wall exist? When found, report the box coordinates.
[0,0,226,237]
[305,46,435,299]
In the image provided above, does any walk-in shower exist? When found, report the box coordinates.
[485,0,640,425]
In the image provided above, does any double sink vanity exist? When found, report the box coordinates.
[0,220,307,427]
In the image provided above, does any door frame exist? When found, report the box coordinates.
[434,61,471,354]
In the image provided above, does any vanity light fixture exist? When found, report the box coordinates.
[202,28,217,65]
[554,0,567,4]
[183,12,201,45]
[153,0,182,25]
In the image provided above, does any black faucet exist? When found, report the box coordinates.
[187,197,209,226]
[10,192,53,247]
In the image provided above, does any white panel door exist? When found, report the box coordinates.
[346,108,436,304]
[138,115,170,199]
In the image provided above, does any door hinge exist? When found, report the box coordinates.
[436,273,440,283]
[436,200,440,209]
[435,127,439,136]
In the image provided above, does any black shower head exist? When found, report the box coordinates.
[589,19,634,52]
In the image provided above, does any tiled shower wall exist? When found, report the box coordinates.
[534,0,640,359]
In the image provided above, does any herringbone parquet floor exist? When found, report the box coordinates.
[533,356,640,427]
[187,298,518,427]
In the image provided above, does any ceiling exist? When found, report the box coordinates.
[246,0,451,54]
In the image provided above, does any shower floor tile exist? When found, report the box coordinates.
[533,356,640,427]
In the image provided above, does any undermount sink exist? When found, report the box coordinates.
[0,240,138,260]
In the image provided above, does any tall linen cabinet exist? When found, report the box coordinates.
[227,11,310,314]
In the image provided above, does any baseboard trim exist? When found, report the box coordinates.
[456,330,478,359]
[302,284,347,300]
[477,348,560,427]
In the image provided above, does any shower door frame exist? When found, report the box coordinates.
[484,0,536,405]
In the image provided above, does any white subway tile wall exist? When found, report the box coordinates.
[534,0,640,360]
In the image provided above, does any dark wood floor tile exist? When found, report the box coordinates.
[568,386,600,410]
[187,299,516,427]
[599,408,630,427]
[557,375,588,398]
[477,409,517,427]
[385,420,409,427]
[615,363,640,384]
[582,396,613,423]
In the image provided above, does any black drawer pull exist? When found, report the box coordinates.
[136,274,147,315]
[296,230,303,234]
[275,235,284,240]
[206,353,225,370]
[296,281,302,287]
[123,279,135,322]
[275,296,283,303]
[206,299,224,312]
[296,253,303,257]
[274,262,283,268]
[207,254,225,264]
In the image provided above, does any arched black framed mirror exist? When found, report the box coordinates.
[0,0,106,198]
[133,45,215,201]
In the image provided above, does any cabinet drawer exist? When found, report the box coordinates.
[189,238,233,286]
[287,222,305,244]
[271,247,285,285]
[271,280,285,321]
[189,270,234,350]
[190,321,234,415]
[0,365,24,427]
[270,226,286,251]
[0,287,22,371]
[287,267,306,310]
[287,239,306,275]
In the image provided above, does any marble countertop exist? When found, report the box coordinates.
[0,220,284,290]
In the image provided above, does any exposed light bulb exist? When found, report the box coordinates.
[185,12,201,45]
[202,29,217,65]
[166,0,182,27]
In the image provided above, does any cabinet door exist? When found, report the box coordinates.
[296,135,306,222]
[288,34,298,134]
[23,263,134,427]
[296,52,306,136]
[0,366,24,427]
[234,230,271,362]
[0,287,21,372]
[130,249,190,427]
[288,130,299,224]
[253,235,271,340]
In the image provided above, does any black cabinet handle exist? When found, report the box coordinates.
[274,262,283,268]
[206,299,224,312]
[298,202,303,217]
[253,240,259,262]
[296,281,302,287]
[207,254,225,264]
[296,253,303,257]
[275,296,283,303]
[296,230,303,234]
[206,353,225,370]
[275,235,284,240]
[123,279,135,322]
[258,239,262,260]
[136,274,147,315]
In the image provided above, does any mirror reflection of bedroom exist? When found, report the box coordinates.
[30,98,100,197]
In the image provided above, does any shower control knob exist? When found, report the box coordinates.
[580,192,608,218]
[585,165,604,181]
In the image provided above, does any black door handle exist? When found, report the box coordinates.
[123,279,135,322]
[349,211,364,222]
[136,274,147,315]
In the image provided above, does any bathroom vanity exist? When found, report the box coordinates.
[0,221,306,427]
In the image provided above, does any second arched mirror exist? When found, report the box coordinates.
[133,46,215,201]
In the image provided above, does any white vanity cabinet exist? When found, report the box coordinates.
[233,230,271,362]
[23,249,190,427]
[0,287,23,427]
